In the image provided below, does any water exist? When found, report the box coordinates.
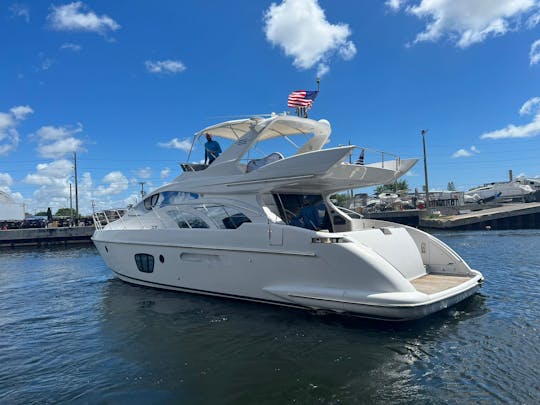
[0,230,539,404]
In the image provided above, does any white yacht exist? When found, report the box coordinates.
[465,181,535,203]
[92,114,483,321]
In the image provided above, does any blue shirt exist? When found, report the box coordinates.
[205,140,222,163]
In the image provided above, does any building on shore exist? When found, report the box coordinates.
[0,190,25,221]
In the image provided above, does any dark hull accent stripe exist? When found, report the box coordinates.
[111,269,308,310]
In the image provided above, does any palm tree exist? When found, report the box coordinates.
[375,179,409,195]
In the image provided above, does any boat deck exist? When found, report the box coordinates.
[411,274,474,295]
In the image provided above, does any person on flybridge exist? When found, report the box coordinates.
[204,133,222,165]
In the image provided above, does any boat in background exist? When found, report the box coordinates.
[93,114,483,321]
[465,181,535,203]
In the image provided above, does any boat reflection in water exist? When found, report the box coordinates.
[99,278,488,403]
[93,114,483,320]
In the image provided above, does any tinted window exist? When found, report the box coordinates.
[195,205,252,229]
[159,191,199,208]
[132,191,200,213]
[273,193,331,231]
[143,194,160,210]
[135,254,154,273]
[167,210,209,229]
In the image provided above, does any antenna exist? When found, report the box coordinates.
[139,182,146,199]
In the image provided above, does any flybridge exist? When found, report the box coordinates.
[171,115,417,196]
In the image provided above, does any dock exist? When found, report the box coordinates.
[419,203,540,230]
[364,203,540,230]
[0,226,95,247]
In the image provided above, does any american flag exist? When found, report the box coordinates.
[287,90,318,109]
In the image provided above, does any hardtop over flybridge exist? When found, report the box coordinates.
[92,112,483,321]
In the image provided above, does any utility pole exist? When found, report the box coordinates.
[69,183,73,226]
[139,182,146,199]
[73,152,79,225]
[421,129,429,209]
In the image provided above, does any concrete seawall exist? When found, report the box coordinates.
[419,203,540,230]
[364,203,540,230]
[0,226,95,247]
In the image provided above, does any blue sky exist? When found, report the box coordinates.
[1,0,540,215]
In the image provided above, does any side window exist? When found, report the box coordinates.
[144,194,160,210]
[273,193,331,231]
[195,205,251,229]
[135,254,154,273]
[167,210,209,229]
[159,191,199,208]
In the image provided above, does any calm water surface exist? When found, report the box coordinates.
[0,230,539,404]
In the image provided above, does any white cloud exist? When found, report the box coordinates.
[530,39,540,64]
[39,138,84,159]
[39,57,54,71]
[10,3,30,23]
[10,3,29,22]
[145,60,186,74]
[10,105,33,120]
[158,137,192,151]
[481,97,540,139]
[20,158,129,215]
[451,145,479,158]
[160,167,171,178]
[24,159,73,186]
[0,173,14,187]
[95,171,129,196]
[316,63,330,77]
[22,159,95,213]
[405,169,418,176]
[263,0,357,76]
[390,0,540,48]
[386,0,406,12]
[136,167,152,179]
[519,97,540,114]
[33,124,85,158]
[35,125,80,141]
[60,42,82,52]
[0,105,33,156]
[48,1,120,35]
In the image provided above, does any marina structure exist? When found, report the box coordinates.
[0,190,25,221]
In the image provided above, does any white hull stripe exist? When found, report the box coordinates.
[93,238,316,256]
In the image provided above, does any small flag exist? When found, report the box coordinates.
[287,90,318,109]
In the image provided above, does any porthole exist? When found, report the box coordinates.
[159,254,164,263]
[134,254,154,273]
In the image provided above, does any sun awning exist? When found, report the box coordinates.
[195,115,331,141]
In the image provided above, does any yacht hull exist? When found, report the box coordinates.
[92,223,482,321]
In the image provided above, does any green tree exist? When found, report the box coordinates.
[35,211,48,216]
[55,208,76,217]
[375,179,409,195]
[331,193,349,207]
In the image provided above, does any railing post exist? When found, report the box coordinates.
[151,207,167,228]
[116,209,127,229]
